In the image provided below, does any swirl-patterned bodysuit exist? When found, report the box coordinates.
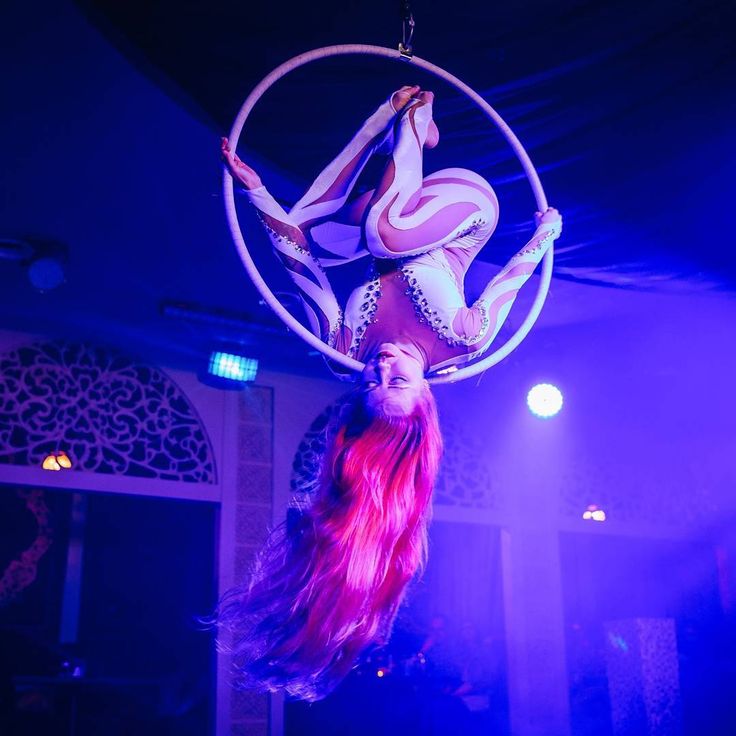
[245,96,560,376]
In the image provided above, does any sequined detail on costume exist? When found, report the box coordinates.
[327,310,344,349]
[245,193,344,346]
[257,215,327,274]
[347,269,382,358]
[515,229,556,258]
[399,262,489,347]
[454,218,484,241]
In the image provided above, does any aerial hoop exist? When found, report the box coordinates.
[224,44,553,385]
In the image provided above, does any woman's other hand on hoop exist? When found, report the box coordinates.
[221,138,262,190]
[535,207,562,236]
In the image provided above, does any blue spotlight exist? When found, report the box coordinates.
[208,351,258,383]
[527,383,563,418]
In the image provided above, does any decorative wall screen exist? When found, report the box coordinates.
[0,342,216,483]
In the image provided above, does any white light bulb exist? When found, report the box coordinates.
[527,383,563,418]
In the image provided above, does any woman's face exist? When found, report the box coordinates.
[361,343,426,416]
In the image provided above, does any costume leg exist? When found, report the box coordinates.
[288,100,397,231]
[364,101,495,259]
[246,186,342,344]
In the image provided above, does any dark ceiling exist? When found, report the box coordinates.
[77,0,736,290]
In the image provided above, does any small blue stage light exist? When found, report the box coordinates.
[208,352,258,382]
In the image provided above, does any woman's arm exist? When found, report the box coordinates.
[222,139,343,344]
[451,208,562,347]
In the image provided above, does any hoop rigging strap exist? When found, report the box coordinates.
[223,44,553,385]
[399,0,415,57]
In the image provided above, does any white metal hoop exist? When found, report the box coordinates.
[224,44,553,384]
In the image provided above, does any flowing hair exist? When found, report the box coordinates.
[213,385,442,701]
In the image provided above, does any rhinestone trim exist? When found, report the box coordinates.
[515,228,555,258]
[399,263,489,347]
[255,211,345,345]
[347,268,382,358]
[256,215,328,274]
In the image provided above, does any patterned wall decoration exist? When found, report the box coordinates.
[434,414,497,509]
[290,398,498,510]
[0,342,216,483]
[604,618,683,736]
[0,489,53,608]
[231,385,273,736]
[289,400,340,510]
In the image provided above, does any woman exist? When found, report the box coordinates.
[218,87,561,701]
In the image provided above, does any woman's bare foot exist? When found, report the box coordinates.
[403,90,440,149]
[377,86,421,155]
[221,137,262,190]
[390,85,420,113]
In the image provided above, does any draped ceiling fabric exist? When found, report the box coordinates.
[78,0,736,293]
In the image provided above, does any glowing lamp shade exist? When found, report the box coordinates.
[42,452,72,471]
[208,352,258,382]
[527,383,563,418]
[582,504,607,522]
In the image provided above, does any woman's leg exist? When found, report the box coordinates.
[223,138,347,342]
[363,94,494,259]
[289,89,418,231]
[245,186,343,344]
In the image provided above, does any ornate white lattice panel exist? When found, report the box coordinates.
[0,342,216,483]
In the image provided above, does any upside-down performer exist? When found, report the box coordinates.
[218,86,562,700]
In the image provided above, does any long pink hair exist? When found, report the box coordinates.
[214,385,442,701]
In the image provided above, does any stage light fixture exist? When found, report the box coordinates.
[208,351,258,383]
[28,256,65,291]
[527,383,563,418]
[1,238,67,291]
